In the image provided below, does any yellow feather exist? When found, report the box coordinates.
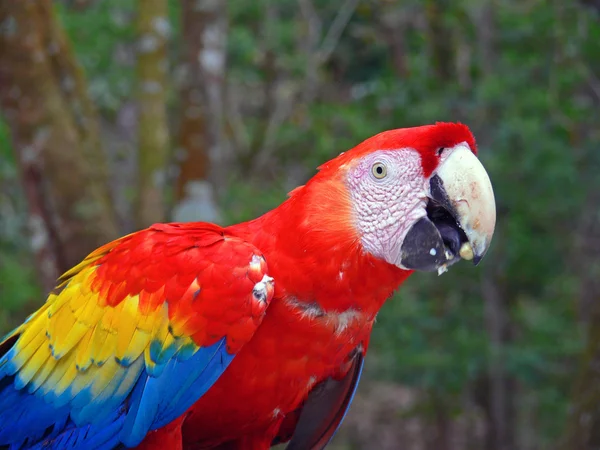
[144,309,172,372]
[99,303,118,330]
[14,312,47,355]
[68,290,90,315]
[143,346,155,373]
[74,292,104,327]
[13,329,46,371]
[162,332,178,354]
[18,340,51,385]
[115,296,139,359]
[88,358,121,397]
[29,355,58,392]
[113,357,144,398]
[121,327,152,363]
[154,313,171,348]
[94,327,118,366]
[42,350,74,396]
[70,358,112,398]
[52,320,90,358]
[77,278,92,296]
[58,255,101,285]
[88,322,110,364]
[88,354,144,409]
[50,352,78,397]
[47,292,68,317]
[136,308,158,334]
[75,328,95,371]
[48,307,76,357]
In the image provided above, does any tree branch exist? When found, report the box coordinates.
[248,0,359,172]
[135,0,170,228]
[317,0,360,64]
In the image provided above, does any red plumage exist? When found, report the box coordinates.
[0,123,486,450]
[326,121,476,177]
[137,123,476,448]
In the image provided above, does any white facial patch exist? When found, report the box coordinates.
[347,150,429,268]
[252,274,274,303]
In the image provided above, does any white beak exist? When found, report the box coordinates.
[436,144,496,263]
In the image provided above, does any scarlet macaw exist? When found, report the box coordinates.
[0,122,496,449]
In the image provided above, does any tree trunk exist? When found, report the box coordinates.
[424,0,454,82]
[564,303,600,450]
[481,270,515,450]
[0,0,119,293]
[135,0,170,228]
[427,394,452,450]
[475,0,496,77]
[172,0,226,224]
[560,189,600,450]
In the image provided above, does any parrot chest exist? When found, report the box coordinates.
[182,297,373,446]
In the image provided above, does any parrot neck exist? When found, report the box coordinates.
[228,182,412,314]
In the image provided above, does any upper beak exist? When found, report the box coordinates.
[399,144,496,272]
[435,144,496,264]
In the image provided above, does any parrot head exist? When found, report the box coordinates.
[305,122,496,275]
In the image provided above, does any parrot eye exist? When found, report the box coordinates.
[371,162,387,179]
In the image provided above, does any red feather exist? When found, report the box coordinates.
[321,121,477,177]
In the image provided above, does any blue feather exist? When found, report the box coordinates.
[0,383,72,447]
[27,410,125,450]
[154,342,222,415]
[155,341,234,428]
[0,336,237,449]
[72,359,145,425]
[119,338,234,447]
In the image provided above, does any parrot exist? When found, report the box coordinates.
[0,122,496,450]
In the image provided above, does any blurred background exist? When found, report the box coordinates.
[0,0,599,449]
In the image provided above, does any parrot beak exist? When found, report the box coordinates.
[399,144,496,274]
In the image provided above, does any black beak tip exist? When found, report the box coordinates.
[472,254,483,266]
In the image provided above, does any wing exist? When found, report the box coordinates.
[0,223,274,450]
[282,348,364,450]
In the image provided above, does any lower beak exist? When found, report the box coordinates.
[400,144,496,273]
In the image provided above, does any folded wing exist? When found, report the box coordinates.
[0,223,274,449]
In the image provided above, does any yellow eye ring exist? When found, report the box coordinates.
[371,162,387,179]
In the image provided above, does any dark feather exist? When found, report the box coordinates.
[286,350,364,450]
